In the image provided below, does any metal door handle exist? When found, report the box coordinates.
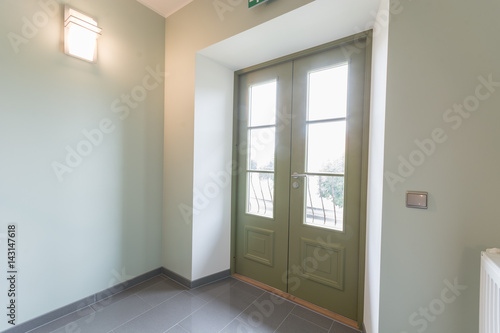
[292,172,307,179]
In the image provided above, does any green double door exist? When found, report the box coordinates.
[235,37,369,322]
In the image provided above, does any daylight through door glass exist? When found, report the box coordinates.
[246,80,277,218]
[304,64,348,230]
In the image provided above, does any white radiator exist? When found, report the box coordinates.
[480,250,500,333]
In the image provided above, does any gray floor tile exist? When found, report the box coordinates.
[275,314,329,333]
[165,325,190,333]
[51,295,151,333]
[188,277,236,302]
[231,280,266,298]
[179,285,260,333]
[220,316,258,333]
[221,293,295,333]
[25,276,359,333]
[291,305,334,330]
[329,321,361,333]
[114,291,206,333]
[136,278,187,306]
[27,307,95,333]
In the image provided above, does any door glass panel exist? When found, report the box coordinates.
[248,127,276,171]
[305,175,344,230]
[250,81,277,127]
[247,172,274,218]
[307,121,346,174]
[303,64,349,231]
[307,64,348,121]
[246,80,277,219]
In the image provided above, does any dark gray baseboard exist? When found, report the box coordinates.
[5,268,162,333]
[160,267,192,288]
[191,269,231,288]
[161,267,231,288]
[5,295,95,333]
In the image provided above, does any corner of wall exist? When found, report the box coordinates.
[364,0,389,332]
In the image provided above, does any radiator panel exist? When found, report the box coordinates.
[480,251,500,333]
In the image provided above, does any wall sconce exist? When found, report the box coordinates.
[64,6,102,63]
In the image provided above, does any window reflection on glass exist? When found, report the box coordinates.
[250,81,277,127]
[247,172,274,218]
[307,64,348,121]
[305,176,344,230]
[248,127,276,171]
[303,64,349,231]
[246,80,277,219]
[307,121,346,174]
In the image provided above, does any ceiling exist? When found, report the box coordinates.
[136,0,193,17]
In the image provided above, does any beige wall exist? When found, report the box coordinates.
[163,0,313,279]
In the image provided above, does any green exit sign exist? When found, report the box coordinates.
[249,0,268,8]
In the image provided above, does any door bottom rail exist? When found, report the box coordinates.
[232,273,360,330]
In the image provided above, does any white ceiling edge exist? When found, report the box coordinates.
[136,0,193,18]
[198,0,381,71]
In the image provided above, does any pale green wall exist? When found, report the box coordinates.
[163,0,314,280]
[380,0,500,332]
[4,0,496,330]
[0,0,165,329]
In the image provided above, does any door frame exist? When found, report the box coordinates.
[230,30,372,328]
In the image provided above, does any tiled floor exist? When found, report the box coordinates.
[27,275,361,333]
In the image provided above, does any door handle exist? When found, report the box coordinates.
[292,172,307,179]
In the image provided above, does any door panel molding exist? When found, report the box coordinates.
[299,237,345,291]
[244,226,275,267]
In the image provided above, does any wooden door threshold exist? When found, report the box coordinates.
[232,274,360,330]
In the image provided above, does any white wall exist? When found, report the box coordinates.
[163,0,314,280]
[192,55,234,280]
[0,0,165,329]
[379,0,500,332]
[364,0,389,331]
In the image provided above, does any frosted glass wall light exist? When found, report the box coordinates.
[64,6,102,62]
